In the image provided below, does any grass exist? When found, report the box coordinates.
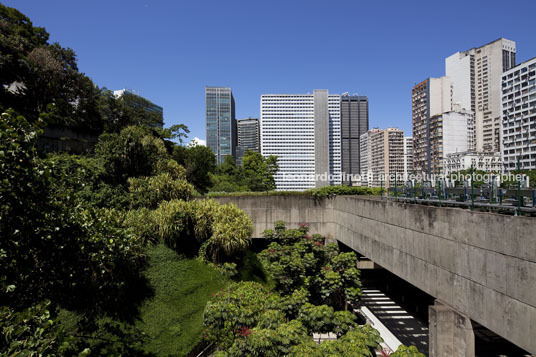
[56,246,272,355]
[136,244,226,356]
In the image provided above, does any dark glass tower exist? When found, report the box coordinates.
[236,118,260,165]
[340,94,369,184]
[205,87,236,165]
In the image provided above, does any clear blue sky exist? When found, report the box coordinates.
[4,0,536,142]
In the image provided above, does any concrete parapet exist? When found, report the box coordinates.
[211,195,536,353]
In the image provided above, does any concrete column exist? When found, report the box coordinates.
[429,302,474,357]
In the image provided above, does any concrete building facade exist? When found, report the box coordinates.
[205,86,237,165]
[260,90,341,190]
[236,118,260,166]
[501,57,536,171]
[340,94,369,184]
[412,77,474,173]
[446,38,517,152]
[360,128,404,187]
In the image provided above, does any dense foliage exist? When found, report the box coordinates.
[203,223,378,356]
[0,111,254,355]
[207,185,382,198]
[203,279,380,356]
[210,151,279,192]
[306,185,382,198]
[259,222,361,310]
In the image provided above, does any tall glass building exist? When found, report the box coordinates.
[236,118,260,165]
[205,87,236,165]
[113,89,164,128]
[340,94,368,184]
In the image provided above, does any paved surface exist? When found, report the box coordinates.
[360,288,429,354]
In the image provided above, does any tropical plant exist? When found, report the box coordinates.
[0,301,73,355]
[205,203,253,262]
[128,172,195,209]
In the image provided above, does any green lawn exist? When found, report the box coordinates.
[137,244,226,356]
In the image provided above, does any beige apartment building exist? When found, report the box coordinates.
[360,128,405,187]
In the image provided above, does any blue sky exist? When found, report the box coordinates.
[5,0,536,143]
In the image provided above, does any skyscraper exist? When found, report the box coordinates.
[412,77,474,173]
[260,90,341,190]
[205,87,236,165]
[236,118,260,165]
[446,38,516,152]
[340,94,369,184]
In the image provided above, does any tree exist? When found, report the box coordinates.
[95,126,169,185]
[0,4,49,117]
[259,222,362,310]
[210,155,247,192]
[184,145,217,193]
[242,150,278,191]
[0,111,146,315]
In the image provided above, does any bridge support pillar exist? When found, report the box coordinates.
[429,302,474,357]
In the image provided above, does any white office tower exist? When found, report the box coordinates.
[260,90,341,190]
[446,38,516,152]
[501,57,536,171]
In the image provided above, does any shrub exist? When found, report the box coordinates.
[152,200,194,250]
[207,203,253,262]
[259,222,362,310]
[306,185,382,199]
[390,345,426,357]
[128,173,195,209]
[203,281,276,349]
[0,301,72,356]
[95,126,169,185]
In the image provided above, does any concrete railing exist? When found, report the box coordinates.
[213,195,536,354]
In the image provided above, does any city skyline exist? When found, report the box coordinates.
[5,0,535,143]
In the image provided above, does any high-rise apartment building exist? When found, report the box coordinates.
[371,128,405,187]
[446,38,516,152]
[236,118,260,165]
[360,128,404,187]
[412,77,474,173]
[205,87,236,165]
[113,89,164,128]
[260,90,341,190]
[404,136,413,178]
[501,57,536,171]
[340,94,369,184]
[359,128,381,187]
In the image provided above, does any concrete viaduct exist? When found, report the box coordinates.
[214,195,536,356]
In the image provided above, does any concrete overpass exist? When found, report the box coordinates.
[214,195,536,356]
